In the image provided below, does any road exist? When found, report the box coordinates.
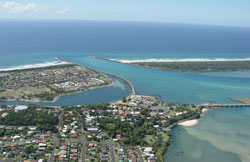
[49,108,63,162]
[81,135,86,162]
[81,122,86,162]
[49,135,58,162]
[135,146,144,162]
[103,139,115,162]
[109,140,115,162]
[58,108,64,129]
[77,110,86,162]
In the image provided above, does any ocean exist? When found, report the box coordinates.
[1,20,250,162]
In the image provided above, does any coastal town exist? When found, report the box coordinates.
[0,94,202,162]
[0,63,112,102]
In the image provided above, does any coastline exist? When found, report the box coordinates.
[162,107,210,161]
[92,56,250,72]
[1,56,245,161]
[0,57,135,104]
[228,97,250,104]
[178,119,199,127]
[112,58,250,63]
[0,58,70,72]
[0,83,113,103]
[178,108,210,127]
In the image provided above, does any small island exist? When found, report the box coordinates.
[0,61,112,102]
[129,60,250,72]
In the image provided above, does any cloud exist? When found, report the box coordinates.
[0,1,49,14]
[56,7,71,15]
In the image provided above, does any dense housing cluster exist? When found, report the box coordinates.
[0,105,60,162]
[0,64,111,102]
[0,95,201,162]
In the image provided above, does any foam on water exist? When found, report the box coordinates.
[0,60,69,72]
[114,57,250,63]
[0,21,250,162]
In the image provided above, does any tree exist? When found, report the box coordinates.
[122,97,127,103]
[48,146,53,151]
[24,145,35,154]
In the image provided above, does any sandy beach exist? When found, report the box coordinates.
[202,108,209,113]
[178,119,199,127]
[0,61,70,72]
[112,58,250,64]
[179,108,211,127]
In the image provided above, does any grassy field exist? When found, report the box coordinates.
[0,86,54,101]
[144,135,155,145]
[144,131,170,146]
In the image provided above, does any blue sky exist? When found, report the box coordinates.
[0,0,250,27]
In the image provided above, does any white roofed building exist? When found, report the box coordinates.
[15,105,28,112]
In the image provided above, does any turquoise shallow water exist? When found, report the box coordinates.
[68,54,250,104]
[3,52,250,104]
[1,52,250,162]
[165,108,250,162]
[1,21,250,162]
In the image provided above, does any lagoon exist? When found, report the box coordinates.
[1,21,250,162]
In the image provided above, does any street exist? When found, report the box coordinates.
[49,108,63,162]
[135,146,144,162]
[103,139,115,162]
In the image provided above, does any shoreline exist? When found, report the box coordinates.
[92,56,250,72]
[0,83,113,104]
[228,97,250,104]
[0,57,135,104]
[178,119,199,127]
[112,58,250,63]
[178,108,210,127]
[0,58,70,72]
[1,56,242,161]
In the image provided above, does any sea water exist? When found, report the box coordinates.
[1,21,250,162]
[164,108,250,162]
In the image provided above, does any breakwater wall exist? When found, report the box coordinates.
[90,56,123,64]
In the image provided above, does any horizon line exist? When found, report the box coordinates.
[0,18,250,29]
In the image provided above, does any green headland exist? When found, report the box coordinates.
[130,60,250,72]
